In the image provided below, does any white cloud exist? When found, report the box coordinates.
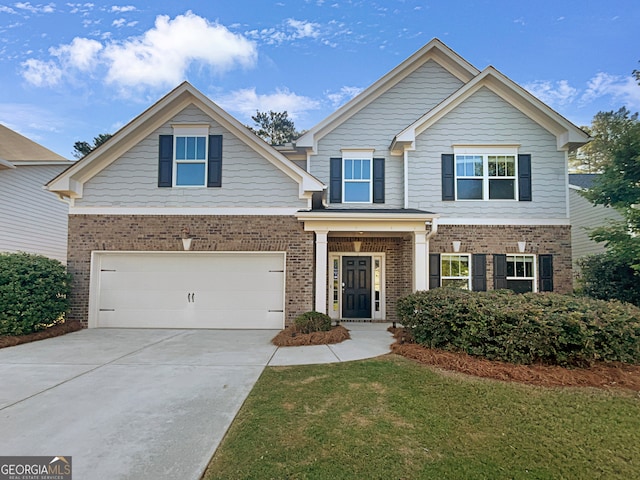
[110,5,135,13]
[581,72,640,109]
[112,18,125,27]
[246,18,321,45]
[20,58,62,86]
[286,19,320,39]
[103,11,257,88]
[14,2,55,14]
[50,36,103,71]
[215,87,320,120]
[21,12,257,91]
[0,5,17,13]
[523,80,579,107]
[325,85,363,107]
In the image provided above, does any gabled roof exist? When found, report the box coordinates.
[0,124,68,164]
[47,82,324,199]
[391,66,590,153]
[569,173,599,190]
[296,38,480,152]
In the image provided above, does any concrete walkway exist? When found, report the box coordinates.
[0,323,393,480]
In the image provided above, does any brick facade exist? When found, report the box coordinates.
[430,224,572,293]
[67,215,315,326]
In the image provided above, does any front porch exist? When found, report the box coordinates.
[296,209,438,322]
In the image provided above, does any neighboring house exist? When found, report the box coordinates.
[569,173,623,280]
[0,124,71,263]
[47,39,590,329]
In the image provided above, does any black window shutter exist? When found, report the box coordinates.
[373,158,385,203]
[158,135,173,187]
[472,254,487,291]
[207,135,223,187]
[518,154,532,201]
[493,254,508,290]
[429,253,441,290]
[330,157,342,203]
[442,154,455,201]
[539,254,554,292]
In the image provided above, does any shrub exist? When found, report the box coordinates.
[578,253,640,306]
[396,288,640,366]
[293,311,332,334]
[0,252,71,336]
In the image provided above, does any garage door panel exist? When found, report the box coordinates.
[94,252,285,329]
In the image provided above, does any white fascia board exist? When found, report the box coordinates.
[438,218,570,226]
[0,158,16,169]
[297,39,479,151]
[394,67,590,152]
[69,206,303,215]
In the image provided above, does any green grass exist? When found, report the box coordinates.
[204,356,640,480]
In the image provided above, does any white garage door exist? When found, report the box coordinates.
[91,252,285,329]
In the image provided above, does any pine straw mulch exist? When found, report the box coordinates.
[272,325,350,347]
[0,322,84,349]
[389,327,640,392]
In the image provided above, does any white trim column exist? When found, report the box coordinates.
[314,230,329,313]
[413,231,427,291]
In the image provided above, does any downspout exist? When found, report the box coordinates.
[425,218,439,290]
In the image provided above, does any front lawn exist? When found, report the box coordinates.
[204,355,640,479]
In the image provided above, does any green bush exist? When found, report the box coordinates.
[0,252,71,336]
[396,288,640,366]
[578,253,640,306]
[293,311,332,334]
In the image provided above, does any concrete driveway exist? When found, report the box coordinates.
[0,329,280,480]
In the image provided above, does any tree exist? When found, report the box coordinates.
[248,111,298,145]
[579,107,640,300]
[73,133,112,159]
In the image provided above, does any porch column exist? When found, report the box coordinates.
[314,230,329,313]
[413,231,427,291]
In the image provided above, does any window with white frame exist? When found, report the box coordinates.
[454,147,517,200]
[343,150,373,203]
[506,254,536,293]
[441,254,471,289]
[173,126,208,187]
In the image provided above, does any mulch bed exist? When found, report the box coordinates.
[272,325,350,347]
[0,322,84,349]
[389,327,640,392]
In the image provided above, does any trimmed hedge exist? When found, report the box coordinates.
[396,289,640,367]
[0,252,71,336]
[293,311,332,334]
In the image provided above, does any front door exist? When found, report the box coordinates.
[342,256,372,318]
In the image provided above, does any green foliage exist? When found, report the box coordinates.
[73,133,112,159]
[293,311,332,334]
[578,253,640,306]
[396,289,640,366]
[248,110,298,145]
[0,253,71,336]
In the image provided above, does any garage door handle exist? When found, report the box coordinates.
[268,309,284,312]
[187,292,195,303]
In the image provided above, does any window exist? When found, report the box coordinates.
[344,158,372,202]
[454,148,517,200]
[174,136,207,186]
[441,254,471,289]
[506,254,536,293]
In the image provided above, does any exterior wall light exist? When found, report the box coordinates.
[518,241,527,253]
[353,240,362,252]
[452,241,461,253]
[181,227,193,251]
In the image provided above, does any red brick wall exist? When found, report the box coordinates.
[67,215,315,326]
[430,224,572,293]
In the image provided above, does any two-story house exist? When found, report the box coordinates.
[47,39,589,329]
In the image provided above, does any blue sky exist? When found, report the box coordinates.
[0,0,638,158]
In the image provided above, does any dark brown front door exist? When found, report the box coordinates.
[342,256,372,318]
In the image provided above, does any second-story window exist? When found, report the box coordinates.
[454,147,518,200]
[175,136,207,186]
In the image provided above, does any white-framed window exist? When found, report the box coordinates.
[441,254,471,290]
[454,147,517,200]
[173,125,208,187]
[342,149,373,203]
[506,254,536,293]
